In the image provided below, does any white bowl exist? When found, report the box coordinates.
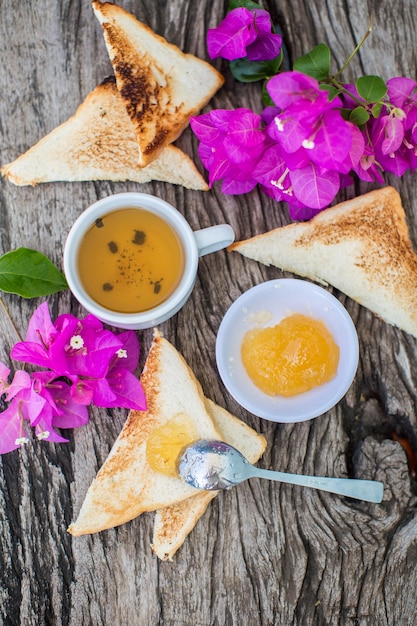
[215,279,359,423]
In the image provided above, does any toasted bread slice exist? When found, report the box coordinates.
[229,187,417,337]
[68,330,224,536]
[152,399,267,561]
[1,78,208,190]
[92,1,224,166]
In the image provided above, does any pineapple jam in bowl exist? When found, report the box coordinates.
[215,279,359,423]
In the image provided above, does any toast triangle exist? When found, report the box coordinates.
[152,399,267,561]
[229,187,417,338]
[1,77,208,190]
[68,330,224,535]
[92,1,224,166]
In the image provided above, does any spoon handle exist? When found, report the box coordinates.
[250,467,384,503]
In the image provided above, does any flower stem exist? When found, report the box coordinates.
[333,15,373,80]
[0,296,23,343]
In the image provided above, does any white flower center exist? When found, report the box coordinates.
[360,154,375,170]
[302,139,315,149]
[15,436,29,445]
[116,349,128,359]
[274,117,285,132]
[37,431,50,440]
[271,167,290,191]
[70,335,84,349]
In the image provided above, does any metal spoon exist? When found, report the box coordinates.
[178,440,384,503]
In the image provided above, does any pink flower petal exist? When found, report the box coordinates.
[5,370,32,401]
[387,77,417,109]
[221,177,258,195]
[372,115,404,155]
[246,32,282,62]
[52,391,89,429]
[105,369,147,410]
[267,71,320,109]
[290,164,340,209]
[190,114,223,145]
[0,362,10,394]
[25,301,58,345]
[0,403,26,454]
[207,8,255,61]
[308,110,352,169]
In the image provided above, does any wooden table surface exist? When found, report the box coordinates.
[1,1,417,625]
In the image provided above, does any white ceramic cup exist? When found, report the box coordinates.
[63,192,235,329]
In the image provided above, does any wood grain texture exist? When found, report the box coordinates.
[1,1,417,624]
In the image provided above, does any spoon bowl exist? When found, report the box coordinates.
[178,440,384,503]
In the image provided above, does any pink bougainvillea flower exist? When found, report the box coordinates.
[224,109,266,150]
[191,109,265,148]
[32,371,89,430]
[192,97,349,214]
[102,330,146,410]
[371,114,404,156]
[252,144,292,200]
[0,368,51,453]
[405,128,417,170]
[64,325,122,380]
[0,362,11,394]
[207,8,256,61]
[221,175,259,195]
[7,370,76,444]
[266,71,339,112]
[191,11,417,220]
[266,71,349,164]
[189,112,223,146]
[71,376,116,407]
[64,329,143,410]
[11,304,145,409]
[4,369,32,402]
[289,164,340,210]
[340,122,365,173]
[11,305,120,381]
[387,77,417,129]
[351,143,385,183]
[207,7,281,62]
[244,10,282,62]
[11,301,59,369]
[367,112,413,177]
[0,403,27,454]
[374,146,410,177]
[61,327,145,410]
[191,108,267,194]
[1,303,147,455]
[287,196,324,221]
[198,142,232,186]
[102,368,147,410]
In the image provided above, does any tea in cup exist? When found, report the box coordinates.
[64,192,235,329]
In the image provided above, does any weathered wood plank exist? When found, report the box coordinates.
[1,1,417,625]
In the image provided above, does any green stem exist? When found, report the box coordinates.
[333,15,373,81]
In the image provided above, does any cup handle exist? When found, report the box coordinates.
[193,224,235,257]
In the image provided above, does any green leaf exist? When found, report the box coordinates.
[228,0,262,10]
[319,83,341,101]
[356,75,387,103]
[0,248,68,298]
[371,101,383,118]
[349,106,370,126]
[262,80,275,106]
[293,44,331,80]
[230,52,283,82]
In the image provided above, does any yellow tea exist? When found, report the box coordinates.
[77,207,185,313]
